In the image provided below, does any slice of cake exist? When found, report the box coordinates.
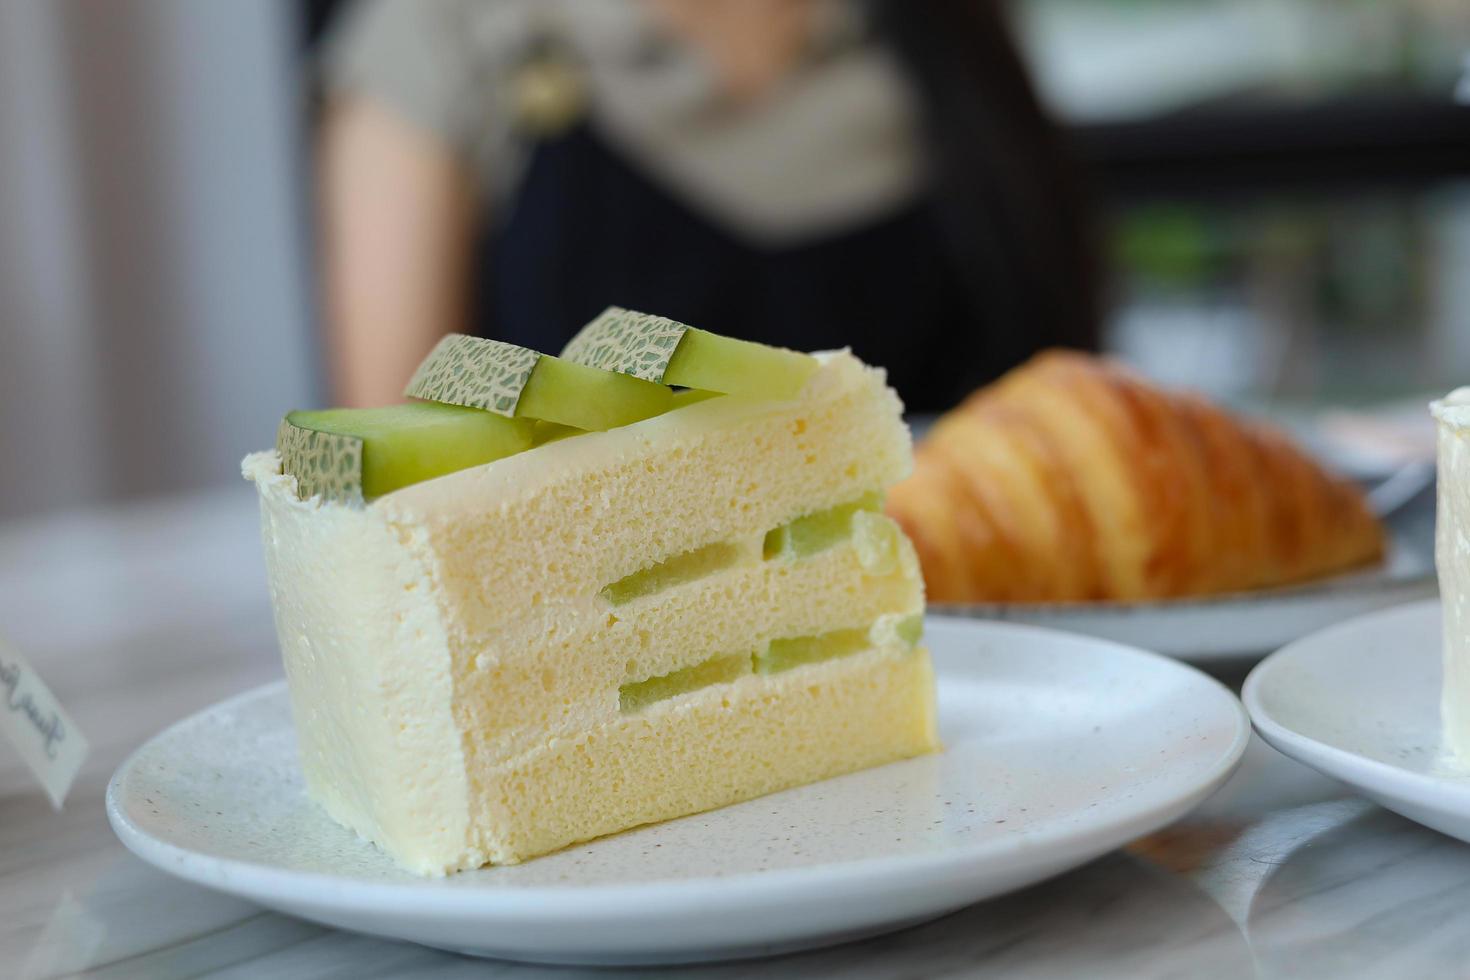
[244,323,937,874]
[1434,388,1470,759]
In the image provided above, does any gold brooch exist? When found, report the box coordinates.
[510,43,586,137]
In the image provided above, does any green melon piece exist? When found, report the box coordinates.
[516,354,672,430]
[562,309,816,399]
[406,334,671,431]
[663,328,817,400]
[530,420,582,445]
[619,653,751,713]
[851,510,903,574]
[601,541,744,606]
[669,388,723,409]
[764,492,885,560]
[284,403,532,500]
[896,614,924,647]
[755,627,872,675]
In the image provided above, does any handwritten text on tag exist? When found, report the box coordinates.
[0,639,89,809]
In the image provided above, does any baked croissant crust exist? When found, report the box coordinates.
[886,350,1385,603]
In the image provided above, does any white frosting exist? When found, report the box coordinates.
[1434,388,1470,758]
[244,451,477,872]
[1430,387,1470,428]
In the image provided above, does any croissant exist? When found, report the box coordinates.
[886,350,1385,603]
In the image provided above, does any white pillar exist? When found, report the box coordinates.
[0,0,318,521]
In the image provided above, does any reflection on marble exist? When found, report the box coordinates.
[1249,807,1470,977]
[4,490,1470,978]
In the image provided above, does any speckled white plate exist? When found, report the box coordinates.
[107,617,1248,966]
[1245,600,1470,845]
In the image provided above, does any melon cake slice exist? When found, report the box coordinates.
[243,349,937,875]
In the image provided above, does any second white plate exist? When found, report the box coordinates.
[1244,600,1470,844]
[935,525,1435,664]
[108,617,1248,966]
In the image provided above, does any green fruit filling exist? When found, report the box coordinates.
[619,653,751,713]
[764,492,885,560]
[662,328,817,401]
[601,541,745,605]
[754,627,873,675]
[616,615,922,709]
[895,613,924,647]
[283,402,533,501]
[851,510,904,574]
[753,617,920,676]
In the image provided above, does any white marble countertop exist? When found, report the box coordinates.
[3,489,1469,979]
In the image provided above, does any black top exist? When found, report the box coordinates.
[476,123,993,414]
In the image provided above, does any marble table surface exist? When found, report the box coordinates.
[3,488,1469,980]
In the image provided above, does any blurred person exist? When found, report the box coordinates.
[317,0,1098,412]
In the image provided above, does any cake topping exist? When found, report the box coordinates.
[278,312,823,507]
[564,307,818,400]
[405,334,539,416]
[407,333,672,430]
[276,418,365,506]
[561,307,687,381]
[277,403,534,504]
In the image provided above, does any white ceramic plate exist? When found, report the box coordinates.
[107,618,1248,966]
[1244,600,1470,845]
[935,527,1435,664]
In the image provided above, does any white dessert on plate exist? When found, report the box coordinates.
[245,320,938,875]
[1433,387,1470,758]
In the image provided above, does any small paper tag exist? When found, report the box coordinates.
[561,307,690,383]
[276,418,364,505]
[405,334,542,417]
[0,638,88,809]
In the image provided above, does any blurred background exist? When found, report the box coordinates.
[1,0,1468,523]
